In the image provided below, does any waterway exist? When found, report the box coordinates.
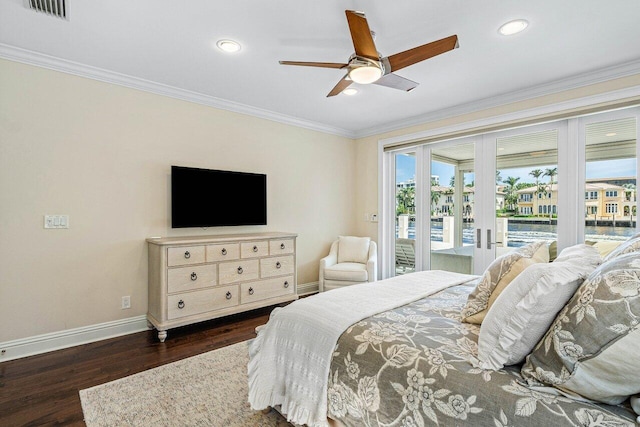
[403,221,636,247]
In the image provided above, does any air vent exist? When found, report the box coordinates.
[26,0,67,20]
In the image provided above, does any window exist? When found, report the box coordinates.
[585,191,598,199]
[382,107,639,279]
[584,115,637,243]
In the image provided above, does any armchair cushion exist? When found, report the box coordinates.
[337,236,371,264]
[323,262,368,282]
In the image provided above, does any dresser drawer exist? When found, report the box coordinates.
[269,239,294,255]
[260,255,295,278]
[241,276,294,304]
[167,264,217,293]
[167,246,205,267]
[219,259,259,284]
[206,243,240,262]
[167,285,238,320]
[240,241,269,259]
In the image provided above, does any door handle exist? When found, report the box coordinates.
[476,228,482,249]
[487,229,498,249]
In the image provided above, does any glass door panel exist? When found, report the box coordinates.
[584,116,637,243]
[429,142,475,274]
[394,152,416,275]
[495,128,559,256]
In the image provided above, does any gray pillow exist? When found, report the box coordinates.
[477,244,600,370]
[521,252,640,404]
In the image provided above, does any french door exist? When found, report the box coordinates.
[380,107,640,278]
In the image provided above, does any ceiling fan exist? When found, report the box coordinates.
[279,10,459,97]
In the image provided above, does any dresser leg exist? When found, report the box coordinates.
[158,330,167,342]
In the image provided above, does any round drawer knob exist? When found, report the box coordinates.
[221,248,227,256]
[184,251,191,259]
[190,272,197,281]
[248,287,254,295]
[284,281,289,288]
[253,245,258,252]
[225,291,232,300]
[280,243,285,249]
[178,300,185,309]
[237,266,243,274]
[276,262,281,269]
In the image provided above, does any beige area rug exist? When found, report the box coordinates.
[79,341,292,426]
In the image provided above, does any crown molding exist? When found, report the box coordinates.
[3,43,640,141]
[0,43,356,139]
[355,58,640,139]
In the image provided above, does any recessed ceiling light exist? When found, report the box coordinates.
[216,39,241,53]
[498,19,529,36]
[605,132,617,137]
[342,88,358,96]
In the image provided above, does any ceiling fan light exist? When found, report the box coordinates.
[498,19,529,36]
[342,88,358,96]
[348,65,382,84]
[216,39,241,53]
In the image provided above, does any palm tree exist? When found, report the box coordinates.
[430,189,441,214]
[502,176,520,212]
[543,167,558,222]
[529,169,544,216]
[544,167,557,185]
[396,186,416,216]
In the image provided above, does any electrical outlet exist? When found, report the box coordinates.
[121,296,131,309]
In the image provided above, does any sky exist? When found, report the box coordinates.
[396,155,637,186]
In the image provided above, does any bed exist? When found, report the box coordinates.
[248,244,640,427]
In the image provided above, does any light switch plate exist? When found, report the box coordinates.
[44,215,69,229]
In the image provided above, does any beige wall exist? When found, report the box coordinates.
[3,55,639,344]
[353,74,640,241]
[0,59,356,342]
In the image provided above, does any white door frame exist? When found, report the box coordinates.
[378,95,640,279]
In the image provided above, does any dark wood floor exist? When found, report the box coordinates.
[0,305,280,426]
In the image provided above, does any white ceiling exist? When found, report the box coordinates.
[2,0,640,138]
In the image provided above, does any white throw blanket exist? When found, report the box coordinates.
[248,270,477,426]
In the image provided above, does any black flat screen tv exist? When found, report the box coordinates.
[171,166,267,228]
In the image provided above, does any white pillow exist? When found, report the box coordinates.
[337,236,371,264]
[476,244,601,370]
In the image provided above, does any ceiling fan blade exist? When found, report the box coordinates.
[327,74,353,97]
[373,73,419,92]
[345,10,379,60]
[386,35,459,72]
[279,61,349,69]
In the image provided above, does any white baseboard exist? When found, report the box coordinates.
[297,281,319,296]
[1,282,320,362]
[0,315,150,362]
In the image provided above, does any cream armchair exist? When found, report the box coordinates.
[319,236,377,292]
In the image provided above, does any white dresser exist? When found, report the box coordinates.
[147,232,297,342]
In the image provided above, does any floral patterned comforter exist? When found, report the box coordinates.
[327,283,636,427]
